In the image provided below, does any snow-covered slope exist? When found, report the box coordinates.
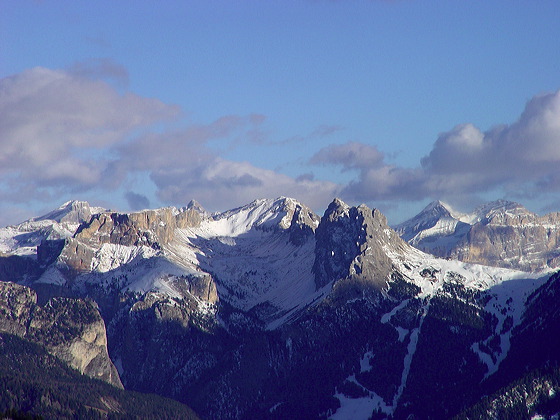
[0,200,106,256]
[20,197,322,328]
[166,197,324,327]
[394,200,471,255]
[395,200,461,240]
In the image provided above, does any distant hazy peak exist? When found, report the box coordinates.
[31,200,107,225]
[465,199,528,224]
[186,199,207,215]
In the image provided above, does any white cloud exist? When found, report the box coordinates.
[116,124,340,211]
[0,66,338,222]
[420,90,560,193]
[151,157,339,212]
[313,89,560,206]
[0,67,179,196]
[3,65,560,225]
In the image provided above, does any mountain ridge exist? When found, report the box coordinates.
[395,199,560,271]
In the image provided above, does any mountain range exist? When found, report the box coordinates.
[394,199,560,271]
[0,197,559,419]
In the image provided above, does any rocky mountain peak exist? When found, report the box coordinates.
[424,199,452,213]
[323,197,351,221]
[394,200,458,241]
[33,200,106,225]
[313,199,405,290]
[186,199,208,216]
[208,197,320,238]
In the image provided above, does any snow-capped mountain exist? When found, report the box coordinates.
[394,200,471,255]
[395,199,560,271]
[0,200,106,257]
[0,197,559,419]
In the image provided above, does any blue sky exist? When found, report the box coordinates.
[1,0,560,226]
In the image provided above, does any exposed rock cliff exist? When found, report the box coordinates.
[54,207,202,274]
[75,207,202,249]
[453,205,560,271]
[314,198,411,291]
[0,281,122,388]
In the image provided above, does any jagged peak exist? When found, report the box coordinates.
[323,198,351,219]
[331,197,349,209]
[314,200,410,291]
[217,197,299,218]
[205,197,318,237]
[31,200,106,225]
[419,200,458,218]
[186,199,207,215]
[394,201,458,237]
[424,199,452,212]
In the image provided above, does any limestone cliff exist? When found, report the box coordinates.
[57,207,202,273]
[451,205,560,271]
[75,207,201,247]
[313,198,411,292]
[0,281,123,388]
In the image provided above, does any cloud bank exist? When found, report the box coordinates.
[0,66,337,221]
[0,66,178,201]
[312,90,560,205]
[2,65,560,226]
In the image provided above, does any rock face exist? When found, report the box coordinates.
[75,207,202,248]
[0,281,122,388]
[455,205,560,271]
[57,207,202,274]
[396,200,560,271]
[314,199,408,291]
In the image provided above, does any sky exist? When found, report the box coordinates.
[1,0,560,227]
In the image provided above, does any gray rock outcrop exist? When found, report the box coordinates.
[75,207,202,248]
[55,207,202,274]
[0,281,123,388]
[452,205,560,271]
[314,198,410,291]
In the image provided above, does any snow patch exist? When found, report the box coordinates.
[360,351,374,373]
[91,244,158,272]
[331,393,388,420]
